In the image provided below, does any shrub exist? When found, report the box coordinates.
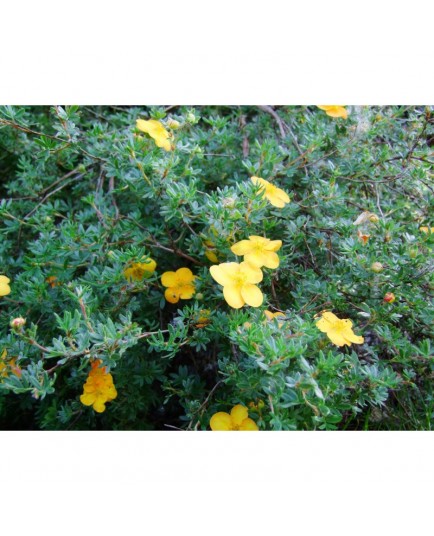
[0,105,433,430]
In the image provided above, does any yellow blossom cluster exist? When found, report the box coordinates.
[80,360,117,413]
[210,235,282,309]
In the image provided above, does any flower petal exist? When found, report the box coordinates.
[136,119,172,151]
[230,405,249,425]
[80,393,96,406]
[161,271,178,287]
[267,193,286,208]
[239,418,259,431]
[251,176,268,189]
[176,267,195,284]
[223,284,245,309]
[326,329,347,347]
[241,284,263,307]
[164,287,180,303]
[273,187,290,205]
[93,399,107,413]
[244,250,269,268]
[210,263,240,286]
[262,251,280,269]
[266,240,282,252]
[210,412,232,431]
[231,240,254,256]
[316,311,340,333]
[179,284,195,299]
[343,330,364,345]
[240,262,263,284]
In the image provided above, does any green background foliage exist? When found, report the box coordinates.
[0,105,433,430]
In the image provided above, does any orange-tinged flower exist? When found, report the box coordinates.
[136,119,173,151]
[124,258,157,281]
[316,311,364,347]
[210,262,263,309]
[383,292,396,303]
[317,105,348,119]
[210,404,259,431]
[251,176,290,208]
[231,235,282,269]
[357,230,370,245]
[161,267,196,304]
[420,226,434,234]
[80,360,117,413]
[0,275,11,297]
[46,276,60,288]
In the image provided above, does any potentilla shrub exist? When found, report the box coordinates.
[0,105,433,430]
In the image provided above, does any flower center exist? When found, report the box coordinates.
[233,273,248,287]
[333,319,347,332]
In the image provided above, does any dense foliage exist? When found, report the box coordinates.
[0,105,433,430]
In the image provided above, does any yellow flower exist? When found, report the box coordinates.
[203,240,219,263]
[317,105,348,119]
[231,235,282,269]
[80,360,117,413]
[136,119,173,151]
[264,310,286,326]
[210,262,263,309]
[161,267,196,304]
[420,226,434,234]
[0,350,22,379]
[316,311,364,347]
[0,275,11,297]
[251,176,290,208]
[210,404,259,431]
[124,258,157,281]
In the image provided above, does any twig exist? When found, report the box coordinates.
[24,174,84,219]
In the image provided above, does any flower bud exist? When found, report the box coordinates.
[222,197,236,208]
[369,214,380,223]
[383,292,396,303]
[409,247,418,259]
[167,119,180,130]
[370,262,384,273]
[186,112,196,123]
[10,317,26,330]
[195,293,204,300]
